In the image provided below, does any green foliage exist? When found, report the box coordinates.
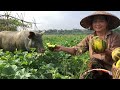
[44,29,93,35]
[0,34,89,79]
[0,18,31,31]
[112,27,120,32]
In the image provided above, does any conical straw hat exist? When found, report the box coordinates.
[80,11,120,30]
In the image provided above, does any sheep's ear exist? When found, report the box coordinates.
[40,31,45,35]
[28,32,35,39]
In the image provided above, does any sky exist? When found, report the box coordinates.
[0,11,120,30]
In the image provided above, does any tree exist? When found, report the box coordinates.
[0,12,32,31]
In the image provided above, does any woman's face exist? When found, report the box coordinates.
[92,16,108,32]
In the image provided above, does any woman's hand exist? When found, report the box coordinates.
[92,53,105,60]
[92,49,112,63]
[51,45,63,52]
[48,45,76,55]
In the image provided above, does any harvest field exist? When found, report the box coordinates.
[0,34,90,79]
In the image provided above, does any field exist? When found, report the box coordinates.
[0,34,90,79]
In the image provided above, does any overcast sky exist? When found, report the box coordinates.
[0,11,120,30]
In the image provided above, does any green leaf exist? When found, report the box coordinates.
[2,65,17,75]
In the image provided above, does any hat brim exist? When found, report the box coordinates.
[80,13,120,30]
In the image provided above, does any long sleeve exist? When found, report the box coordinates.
[104,32,120,65]
[72,35,90,55]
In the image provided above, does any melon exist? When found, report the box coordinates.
[46,43,56,51]
[112,47,120,62]
[116,60,120,68]
[91,36,107,53]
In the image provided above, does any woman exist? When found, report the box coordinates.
[50,11,120,71]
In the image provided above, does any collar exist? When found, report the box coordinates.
[93,31,112,37]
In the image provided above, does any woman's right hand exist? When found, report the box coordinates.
[49,45,76,55]
[48,45,63,52]
[52,45,63,52]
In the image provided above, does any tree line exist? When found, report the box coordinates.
[43,29,93,35]
[42,27,120,35]
[0,16,120,35]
